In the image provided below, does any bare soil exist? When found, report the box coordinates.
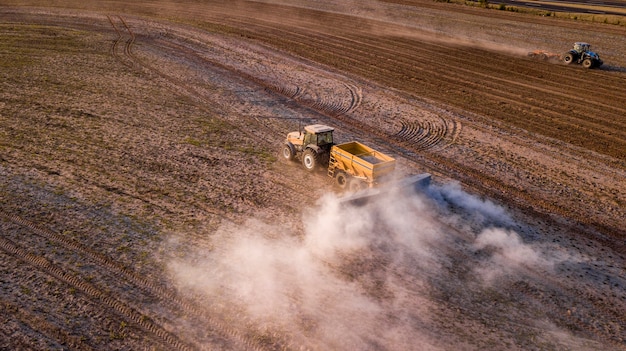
[0,1,625,350]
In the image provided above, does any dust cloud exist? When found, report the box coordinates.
[473,227,555,283]
[427,182,559,282]
[167,181,571,349]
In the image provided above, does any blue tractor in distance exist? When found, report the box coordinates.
[563,42,603,69]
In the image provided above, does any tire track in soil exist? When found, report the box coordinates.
[189,17,465,151]
[149,33,363,143]
[0,210,298,351]
[239,57,363,123]
[394,117,461,151]
[107,15,216,108]
[107,15,134,69]
[120,11,460,158]
[106,15,267,148]
[104,15,262,223]
[0,234,192,351]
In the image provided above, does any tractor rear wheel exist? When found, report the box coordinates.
[563,53,575,65]
[582,58,593,69]
[302,149,318,171]
[282,143,295,161]
[335,172,349,189]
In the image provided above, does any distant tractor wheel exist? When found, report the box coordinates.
[282,143,295,161]
[349,179,366,192]
[563,53,575,65]
[582,58,593,69]
[335,172,349,189]
[302,149,318,171]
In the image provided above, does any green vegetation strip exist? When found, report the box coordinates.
[521,0,626,14]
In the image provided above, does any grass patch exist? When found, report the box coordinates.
[0,24,89,55]
[237,146,277,163]
[183,137,203,147]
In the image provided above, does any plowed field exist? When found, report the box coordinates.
[1,1,625,350]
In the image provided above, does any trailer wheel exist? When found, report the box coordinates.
[282,143,295,161]
[335,172,349,189]
[302,149,318,171]
[349,179,366,192]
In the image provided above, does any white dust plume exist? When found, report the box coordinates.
[167,180,574,349]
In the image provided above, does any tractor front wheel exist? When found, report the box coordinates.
[302,149,318,171]
[282,143,295,161]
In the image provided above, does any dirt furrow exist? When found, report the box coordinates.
[0,297,95,351]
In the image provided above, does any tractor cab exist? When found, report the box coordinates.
[287,124,334,148]
[283,124,335,170]
[573,42,591,54]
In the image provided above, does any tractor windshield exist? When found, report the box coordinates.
[316,131,333,145]
[574,43,590,53]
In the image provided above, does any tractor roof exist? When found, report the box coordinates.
[305,124,334,134]
[575,42,590,46]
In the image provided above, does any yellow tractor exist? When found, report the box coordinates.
[282,124,335,171]
[282,124,397,190]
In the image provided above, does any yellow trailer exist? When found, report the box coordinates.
[328,141,396,190]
